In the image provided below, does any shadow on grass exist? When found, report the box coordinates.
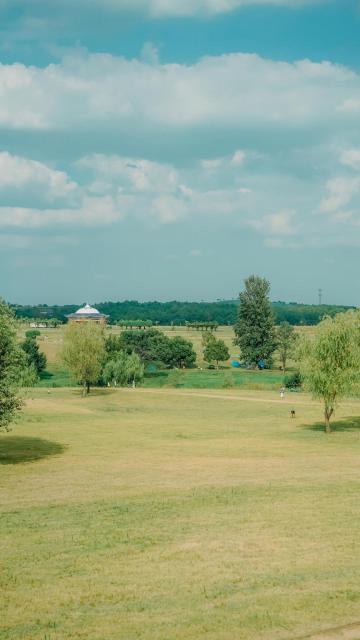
[302,416,360,433]
[0,436,66,465]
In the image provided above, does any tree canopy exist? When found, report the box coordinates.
[234,275,276,367]
[0,299,24,431]
[299,311,360,433]
[62,322,105,395]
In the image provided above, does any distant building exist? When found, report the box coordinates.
[66,304,108,325]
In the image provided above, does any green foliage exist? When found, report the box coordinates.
[299,310,360,432]
[111,329,196,368]
[284,371,302,390]
[25,329,40,339]
[276,321,298,372]
[117,319,153,329]
[166,336,196,368]
[203,333,230,367]
[21,336,47,375]
[234,275,276,367]
[62,322,106,395]
[0,299,24,431]
[103,351,144,387]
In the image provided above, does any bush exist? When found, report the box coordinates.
[25,329,40,339]
[284,371,302,389]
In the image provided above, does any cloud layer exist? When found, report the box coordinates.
[0,49,360,251]
[1,52,359,133]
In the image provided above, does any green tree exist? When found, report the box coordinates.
[21,336,47,375]
[0,299,24,431]
[234,275,276,367]
[299,311,360,433]
[166,336,196,368]
[62,322,105,395]
[103,351,144,387]
[125,351,144,386]
[276,321,297,373]
[203,334,230,368]
[118,329,196,368]
[103,351,129,387]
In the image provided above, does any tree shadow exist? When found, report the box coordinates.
[302,416,360,433]
[0,436,66,465]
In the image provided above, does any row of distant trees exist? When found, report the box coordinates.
[12,300,353,327]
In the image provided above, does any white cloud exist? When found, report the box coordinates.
[201,158,225,170]
[231,150,246,165]
[250,208,298,236]
[79,154,179,193]
[0,196,122,227]
[340,149,360,171]
[0,52,359,135]
[320,177,360,213]
[0,151,77,203]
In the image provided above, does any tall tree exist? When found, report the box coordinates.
[276,322,297,373]
[299,311,360,433]
[62,322,105,395]
[0,299,24,431]
[234,275,276,367]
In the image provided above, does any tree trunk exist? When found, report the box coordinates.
[324,407,333,433]
[86,382,90,395]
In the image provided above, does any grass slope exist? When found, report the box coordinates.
[1,388,360,639]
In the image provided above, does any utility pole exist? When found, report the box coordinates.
[318,288,323,306]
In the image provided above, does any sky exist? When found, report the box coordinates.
[1,0,360,305]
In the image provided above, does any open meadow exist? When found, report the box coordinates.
[1,386,360,640]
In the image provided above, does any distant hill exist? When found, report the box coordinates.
[11,300,355,326]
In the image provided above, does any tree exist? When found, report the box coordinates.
[21,336,47,375]
[62,322,105,395]
[102,351,144,387]
[103,351,129,387]
[166,336,196,368]
[125,351,144,385]
[234,275,276,367]
[117,329,196,368]
[299,311,360,433]
[276,322,297,373]
[203,334,230,368]
[0,299,24,431]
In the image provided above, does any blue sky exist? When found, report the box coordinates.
[1,0,360,305]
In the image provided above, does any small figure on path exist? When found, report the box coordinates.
[280,386,285,399]
[290,409,296,418]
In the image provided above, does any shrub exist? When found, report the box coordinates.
[284,371,302,389]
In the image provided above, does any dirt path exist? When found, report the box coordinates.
[297,621,360,640]
[131,387,319,407]
[129,388,322,406]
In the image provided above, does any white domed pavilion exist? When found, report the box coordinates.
[66,304,108,324]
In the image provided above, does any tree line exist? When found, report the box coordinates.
[11,300,353,327]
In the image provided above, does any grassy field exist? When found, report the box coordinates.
[1,386,360,639]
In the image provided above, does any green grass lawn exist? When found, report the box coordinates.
[38,363,285,391]
[1,387,360,639]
